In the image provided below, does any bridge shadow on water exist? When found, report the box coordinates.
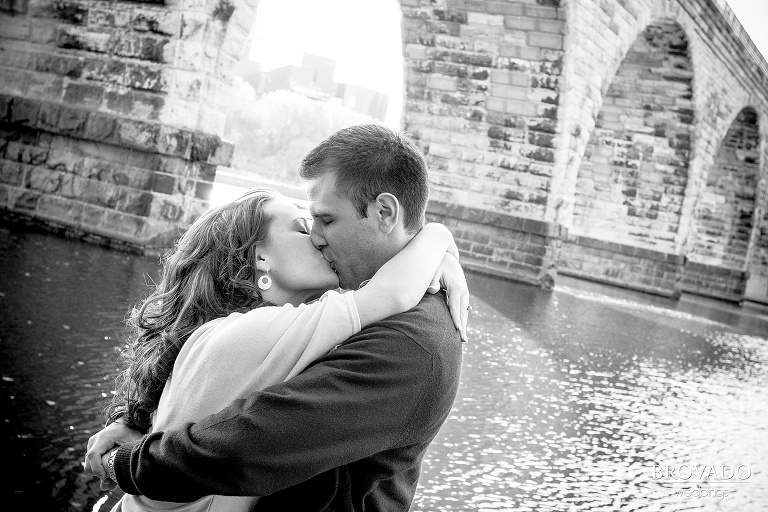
[467,270,766,368]
[1,225,766,512]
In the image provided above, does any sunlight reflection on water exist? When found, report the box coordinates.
[414,276,768,511]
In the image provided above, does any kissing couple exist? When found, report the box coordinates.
[84,124,468,511]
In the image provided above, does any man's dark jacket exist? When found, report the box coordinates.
[114,292,462,511]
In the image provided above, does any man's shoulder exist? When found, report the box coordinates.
[408,291,453,323]
[369,292,459,353]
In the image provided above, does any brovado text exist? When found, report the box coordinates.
[652,464,751,481]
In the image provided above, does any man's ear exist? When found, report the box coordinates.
[370,193,400,234]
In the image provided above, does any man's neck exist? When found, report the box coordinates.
[358,229,416,288]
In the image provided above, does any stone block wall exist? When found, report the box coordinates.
[401,0,566,284]
[0,0,251,248]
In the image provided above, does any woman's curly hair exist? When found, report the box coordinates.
[105,189,278,432]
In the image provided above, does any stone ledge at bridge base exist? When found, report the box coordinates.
[742,300,768,314]
[557,267,681,299]
[558,233,751,304]
[558,233,683,298]
[679,260,747,304]
[1,207,148,254]
[426,200,561,290]
[0,185,191,255]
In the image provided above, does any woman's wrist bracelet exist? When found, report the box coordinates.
[107,448,118,483]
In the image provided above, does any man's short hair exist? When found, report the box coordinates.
[298,124,429,233]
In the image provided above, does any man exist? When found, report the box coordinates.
[85,124,465,510]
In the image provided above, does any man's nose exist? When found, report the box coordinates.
[310,228,326,250]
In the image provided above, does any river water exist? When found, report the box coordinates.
[1,224,767,511]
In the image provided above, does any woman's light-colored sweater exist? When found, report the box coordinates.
[113,289,360,512]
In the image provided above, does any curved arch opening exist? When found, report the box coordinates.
[572,20,694,253]
[686,107,759,270]
[214,0,403,201]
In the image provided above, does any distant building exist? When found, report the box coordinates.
[300,53,336,96]
[239,52,389,121]
[238,54,268,94]
[336,83,389,123]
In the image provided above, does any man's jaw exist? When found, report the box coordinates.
[331,262,357,290]
[321,252,364,289]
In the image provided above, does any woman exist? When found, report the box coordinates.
[93,188,468,511]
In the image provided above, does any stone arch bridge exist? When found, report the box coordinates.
[1,0,767,304]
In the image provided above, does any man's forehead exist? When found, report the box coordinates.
[306,172,336,196]
[307,196,343,218]
[306,173,340,215]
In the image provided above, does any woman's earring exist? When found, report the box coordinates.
[258,273,272,291]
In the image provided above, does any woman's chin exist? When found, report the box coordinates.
[306,281,338,302]
[326,271,340,289]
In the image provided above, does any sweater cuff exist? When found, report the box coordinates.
[114,442,140,495]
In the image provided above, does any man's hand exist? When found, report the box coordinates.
[84,419,142,483]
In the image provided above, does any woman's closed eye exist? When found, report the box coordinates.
[296,218,311,234]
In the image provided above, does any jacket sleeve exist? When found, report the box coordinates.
[113,327,435,502]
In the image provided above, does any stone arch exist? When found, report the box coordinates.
[680,106,762,300]
[571,18,694,254]
[686,107,759,269]
[209,0,570,287]
[745,173,768,303]
[221,0,404,183]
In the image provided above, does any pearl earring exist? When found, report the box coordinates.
[258,273,272,291]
